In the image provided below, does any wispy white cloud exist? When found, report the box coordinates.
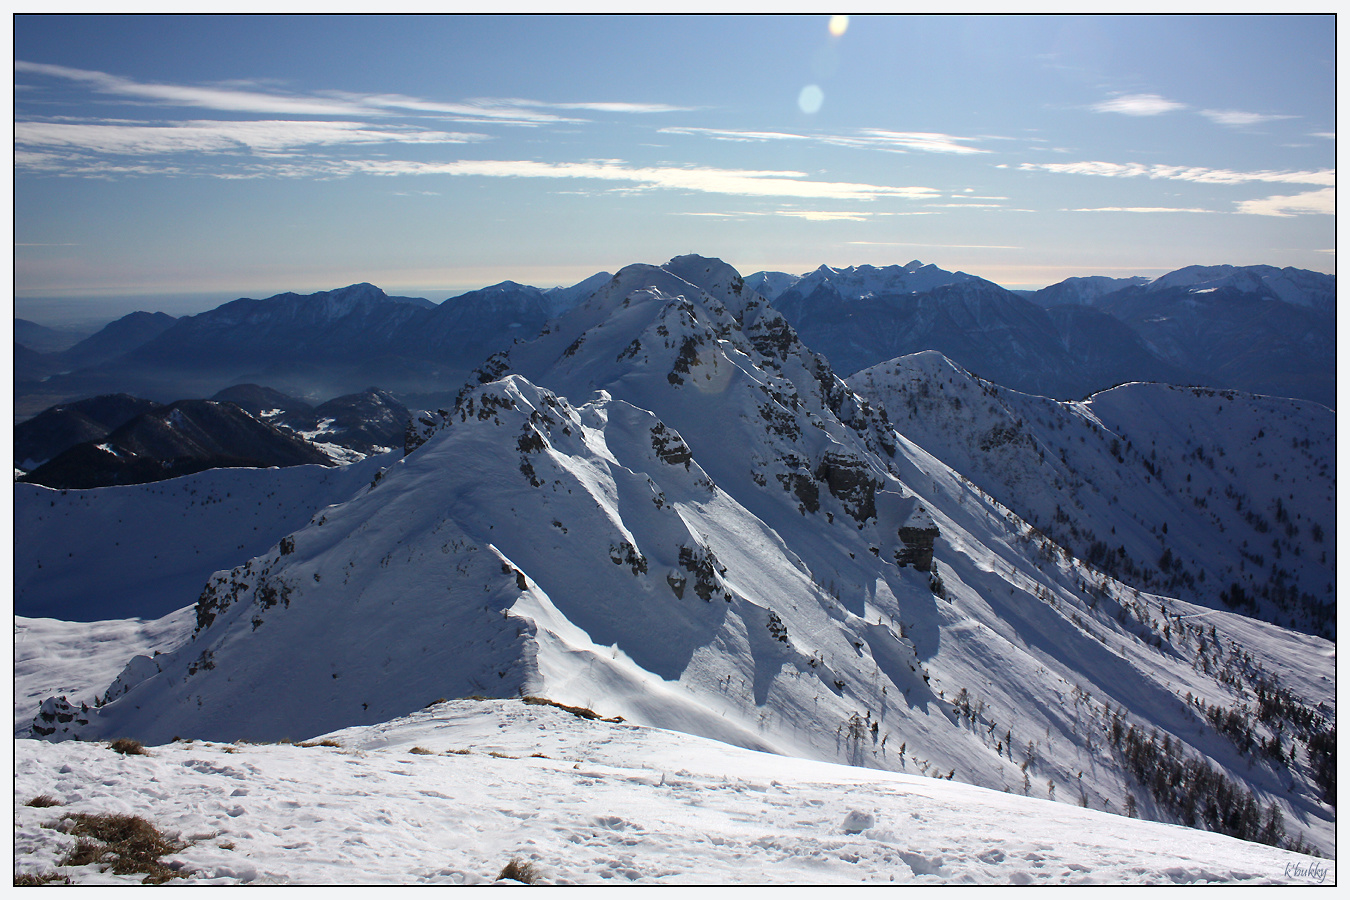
[1235,187,1335,217]
[1069,206,1213,213]
[15,60,685,127]
[660,126,989,155]
[660,126,810,143]
[1018,160,1335,186]
[344,158,942,201]
[15,119,488,156]
[1199,108,1296,127]
[832,129,989,155]
[1091,93,1187,116]
[509,99,697,114]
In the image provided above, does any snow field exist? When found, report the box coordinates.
[13,700,1332,885]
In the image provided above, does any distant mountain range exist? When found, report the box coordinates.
[15,262,1332,424]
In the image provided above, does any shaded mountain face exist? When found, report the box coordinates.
[849,351,1335,638]
[1095,283,1335,409]
[14,318,93,354]
[20,399,334,489]
[209,384,316,419]
[16,457,390,621]
[14,394,163,471]
[57,310,178,371]
[33,256,1333,856]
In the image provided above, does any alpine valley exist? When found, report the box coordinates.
[14,255,1335,882]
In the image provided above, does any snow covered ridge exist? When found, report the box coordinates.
[13,700,1333,885]
[849,351,1336,638]
[23,255,1337,859]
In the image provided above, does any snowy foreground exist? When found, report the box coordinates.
[14,699,1332,885]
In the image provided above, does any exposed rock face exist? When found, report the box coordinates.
[896,507,940,570]
[814,449,880,523]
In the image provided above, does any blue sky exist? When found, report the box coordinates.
[13,14,1336,322]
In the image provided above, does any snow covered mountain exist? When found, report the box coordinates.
[1143,265,1335,315]
[849,352,1335,638]
[29,256,1335,856]
[770,271,1172,399]
[1094,272,1336,409]
[1029,275,1152,307]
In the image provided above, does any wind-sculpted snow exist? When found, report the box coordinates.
[28,256,1336,857]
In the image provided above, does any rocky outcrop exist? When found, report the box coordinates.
[896,507,940,571]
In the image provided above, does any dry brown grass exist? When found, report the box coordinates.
[296,739,342,749]
[25,794,60,808]
[497,858,540,884]
[56,812,185,884]
[408,746,435,755]
[521,696,624,723]
[15,871,72,885]
[109,738,148,756]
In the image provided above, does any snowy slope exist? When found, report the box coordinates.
[1144,265,1335,314]
[849,352,1336,637]
[13,699,1333,885]
[15,455,390,621]
[25,256,1336,856]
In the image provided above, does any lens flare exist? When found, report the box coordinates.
[829,15,849,38]
[798,84,824,115]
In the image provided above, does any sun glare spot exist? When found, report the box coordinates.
[829,15,850,37]
[798,84,824,115]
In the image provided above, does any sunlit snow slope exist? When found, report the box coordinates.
[850,351,1335,637]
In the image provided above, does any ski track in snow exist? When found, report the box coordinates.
[13,701,1332,886]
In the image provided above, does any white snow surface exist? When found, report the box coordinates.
[12,699,1334,885]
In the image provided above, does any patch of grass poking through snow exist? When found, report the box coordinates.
[296,739,342,748]
[521,695,625,723]
[15,871,72,886]
[408,746,435,755]
[26,794,60,808]
[497,858,541,884]
[109,737,148,756]
[55,812,186,884]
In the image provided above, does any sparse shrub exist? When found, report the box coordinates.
[408,746,434,755]
[297,739,342,748]
[109,738,147,756]
[446,748,472,755]
[26,794,60,808]
[15,871,71,885]
[488,751,516,759]
[56,812,185,884]
[498,858,540,884]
